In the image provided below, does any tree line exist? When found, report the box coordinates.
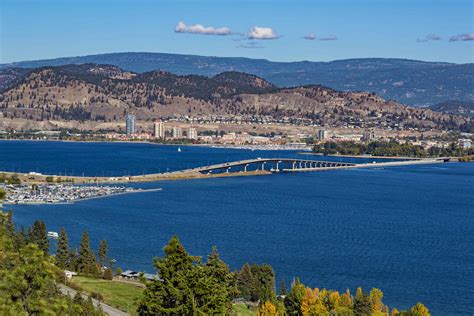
[313,140,473,158]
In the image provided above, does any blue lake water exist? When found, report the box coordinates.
[1,140,473,315]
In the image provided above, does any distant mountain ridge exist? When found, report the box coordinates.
[1,52,473,107]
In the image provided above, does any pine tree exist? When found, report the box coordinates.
[237,263,254,300]
[5,211,14,237]
[98,240,108,267]
[55,227,69,269]
[138,236,234,315]
[77,231,98,275]
[280,278,287,296]
[354,289,373,316]
[283,279,306,315]
[138,236,196,314]
[29,220,49,255]
[204,246,237,312]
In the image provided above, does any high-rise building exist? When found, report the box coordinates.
[172,127,182,139]
[154,121,165,139]
[362,128,376,142]
[125,114,136,135]
[318,129,327,140]
[188,128,197,140]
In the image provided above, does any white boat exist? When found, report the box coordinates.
[177,147,182,152]
[47,231,59,239]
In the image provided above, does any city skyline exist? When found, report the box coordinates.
[1,0,473,64]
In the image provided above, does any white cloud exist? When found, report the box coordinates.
[248,26,279,40]
[304,33,316,40]
[319,35,338,41]
[174,21,232,36]
[449,33,474,42]
[416,34,442,43]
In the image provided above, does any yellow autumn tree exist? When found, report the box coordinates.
[339,289,353,308]
[407,302,430,316]
[390,308,400,316]
[257,301,277,316]
[370,288,384,312]
[301,288,317,315]
[301,287,330,316]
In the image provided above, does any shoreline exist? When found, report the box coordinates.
[0,138,307,151]
[298,152,422,160]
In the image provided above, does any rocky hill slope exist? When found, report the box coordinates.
[430,100,474,117]
[0,64,471,132]
[1,52,473,107]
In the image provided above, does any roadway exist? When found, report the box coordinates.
[59,284,129,316]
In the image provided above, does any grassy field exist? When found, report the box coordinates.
[71,276,257,315]
[231,303,257,316]
[71,276,144,314]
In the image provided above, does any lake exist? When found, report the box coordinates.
[2,140,473,315]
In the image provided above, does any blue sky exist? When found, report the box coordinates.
[1,0,473,63]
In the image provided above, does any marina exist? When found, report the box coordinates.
[1,183,161,204]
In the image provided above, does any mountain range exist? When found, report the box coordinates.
[1,52,473,107]
[0,63,472,133]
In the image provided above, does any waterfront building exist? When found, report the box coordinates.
[318,129,328,140]
[126,114,136,135]
[154,122,165,139]
[188,128,197,140]
[362,128,376,142]
[172,127,182,139]
[459,139,472,149]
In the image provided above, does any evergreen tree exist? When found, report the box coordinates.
[29,220,49,255]
[138,236,234,315]
[98,239,108,267]
[280,278,287,296]
[237,263,254,300]
[77,231,98,275]
[250,264,276,302]
[5,211,14,237]
[205,246,238,308]
[284,279,306,315]
[354,290,373,316]
[55,227,69,269]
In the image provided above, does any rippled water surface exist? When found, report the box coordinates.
[2,140,473,315]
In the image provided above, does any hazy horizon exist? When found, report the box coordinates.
[2,50,473,66]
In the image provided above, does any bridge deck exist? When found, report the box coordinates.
[170,158,356,174]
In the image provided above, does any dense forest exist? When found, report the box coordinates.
[0,189,431,315]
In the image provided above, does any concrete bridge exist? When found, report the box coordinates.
[3,157,444,185]
[173,158,356,175]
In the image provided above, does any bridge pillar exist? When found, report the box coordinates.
[299,162,302,169]
[276,162,279,172]
[262,162,266,171]
[244,164,249,172]
[226,167,231,173]
[292,162,296,170]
